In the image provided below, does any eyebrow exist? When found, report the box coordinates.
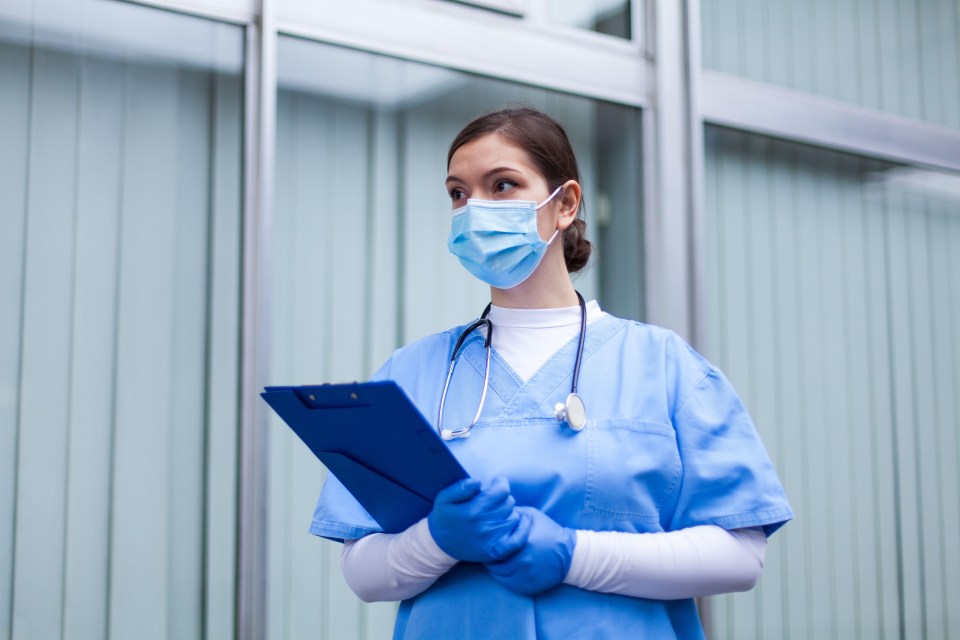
[445,166,523,186]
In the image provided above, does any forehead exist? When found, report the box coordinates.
[448,133,537,175]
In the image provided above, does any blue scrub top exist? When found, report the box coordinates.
[310,314,793,639]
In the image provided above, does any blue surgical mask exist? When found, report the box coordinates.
[447,186,563,289]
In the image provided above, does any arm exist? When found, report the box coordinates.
[341,476,529,602]
[340,518,456,603]
[563,525,766,600]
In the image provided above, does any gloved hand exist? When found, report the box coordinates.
[485,506,577,596]
[428,476,530,563]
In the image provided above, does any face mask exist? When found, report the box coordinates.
[447,186,563,289]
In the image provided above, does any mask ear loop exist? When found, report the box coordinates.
[535,185,564,209]
[535,185,565,244]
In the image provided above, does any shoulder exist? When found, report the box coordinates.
[606,316,712,373]
[372,321,476,381]
[601,315,716,408]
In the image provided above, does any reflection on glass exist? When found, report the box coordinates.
[701,0,960,130]
[0,1,243,639]
[547,0,632,39]
[702,126,960,640]
[269,35,643,636]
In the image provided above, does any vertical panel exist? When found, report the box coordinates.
[109,63,181,640]
[812,0,837,98]
[267,90,295,640]
[11,47,80,640]
[268,91,327,640]
[819,154,857,639]
[905,195,944,640]
[861,165,902,638]
[205,72,243,640]
[269,90,378,640]
[893,0,923,121]
[596,102,644,321]
[168,68,212,640]
[61,55,124,640]
[789,0,815,93]
[0,40,31,640]
[934,202,960,635]
[936,0,960,129]
[767,142,809,640]
[856,0,883,112]
[917,0,944,127]
[928,202,960,635]
[742,137,782,638]
[318,103,370,640]
[839,160,882,637]
[366,109,402,373]
[716,131,754,637]
[883,191,925,640]
[739,0,765,82]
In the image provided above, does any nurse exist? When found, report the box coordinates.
[310,106,793,639]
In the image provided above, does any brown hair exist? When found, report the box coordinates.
[447,106,592,273]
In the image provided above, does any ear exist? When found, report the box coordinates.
[555,180,582,231]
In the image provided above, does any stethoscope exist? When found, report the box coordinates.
[437,291,588,440]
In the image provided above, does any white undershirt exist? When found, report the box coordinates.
[339,301,767,603]
[483,300,605,381]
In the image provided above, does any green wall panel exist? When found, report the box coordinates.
[0,24,243,640]
[702,0,960,130]
[704,126,960,639]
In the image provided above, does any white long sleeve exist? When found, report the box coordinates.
[340,518,456,602]
[563,525,767,600]
[341,518,765,603]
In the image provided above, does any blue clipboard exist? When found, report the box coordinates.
[261,381,468,533]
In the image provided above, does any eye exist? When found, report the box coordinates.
[494,179,517,194]
[448,187,467,202]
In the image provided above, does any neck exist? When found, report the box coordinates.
[490,271,578,309]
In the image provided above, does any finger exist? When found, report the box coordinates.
[484,474,511,496]
[491,510,533,559]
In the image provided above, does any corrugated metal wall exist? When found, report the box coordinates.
[702,0,960,130]
[703,126,960,639]
[0,39,243,639]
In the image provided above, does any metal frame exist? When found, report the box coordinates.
[276,0,649,109]
[237,0,275,638]
[104,0,960,637]
[701,70,960,173]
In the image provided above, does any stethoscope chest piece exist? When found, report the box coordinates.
[555,392,587,431]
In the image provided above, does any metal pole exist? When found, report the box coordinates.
[237,0,275,636]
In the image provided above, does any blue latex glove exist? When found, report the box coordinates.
[428,476,530,563]
[485,506,577,596]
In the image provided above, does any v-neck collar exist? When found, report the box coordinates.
[458,314,626,420]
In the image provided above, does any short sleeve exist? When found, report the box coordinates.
[309,472,384,542]
[307,357,394,542]
[668,364,793,537]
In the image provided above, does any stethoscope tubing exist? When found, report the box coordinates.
[437,292,587,439]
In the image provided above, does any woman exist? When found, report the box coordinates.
[310,106,792,639]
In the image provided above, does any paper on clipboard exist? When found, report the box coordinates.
[261,381,468,533]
